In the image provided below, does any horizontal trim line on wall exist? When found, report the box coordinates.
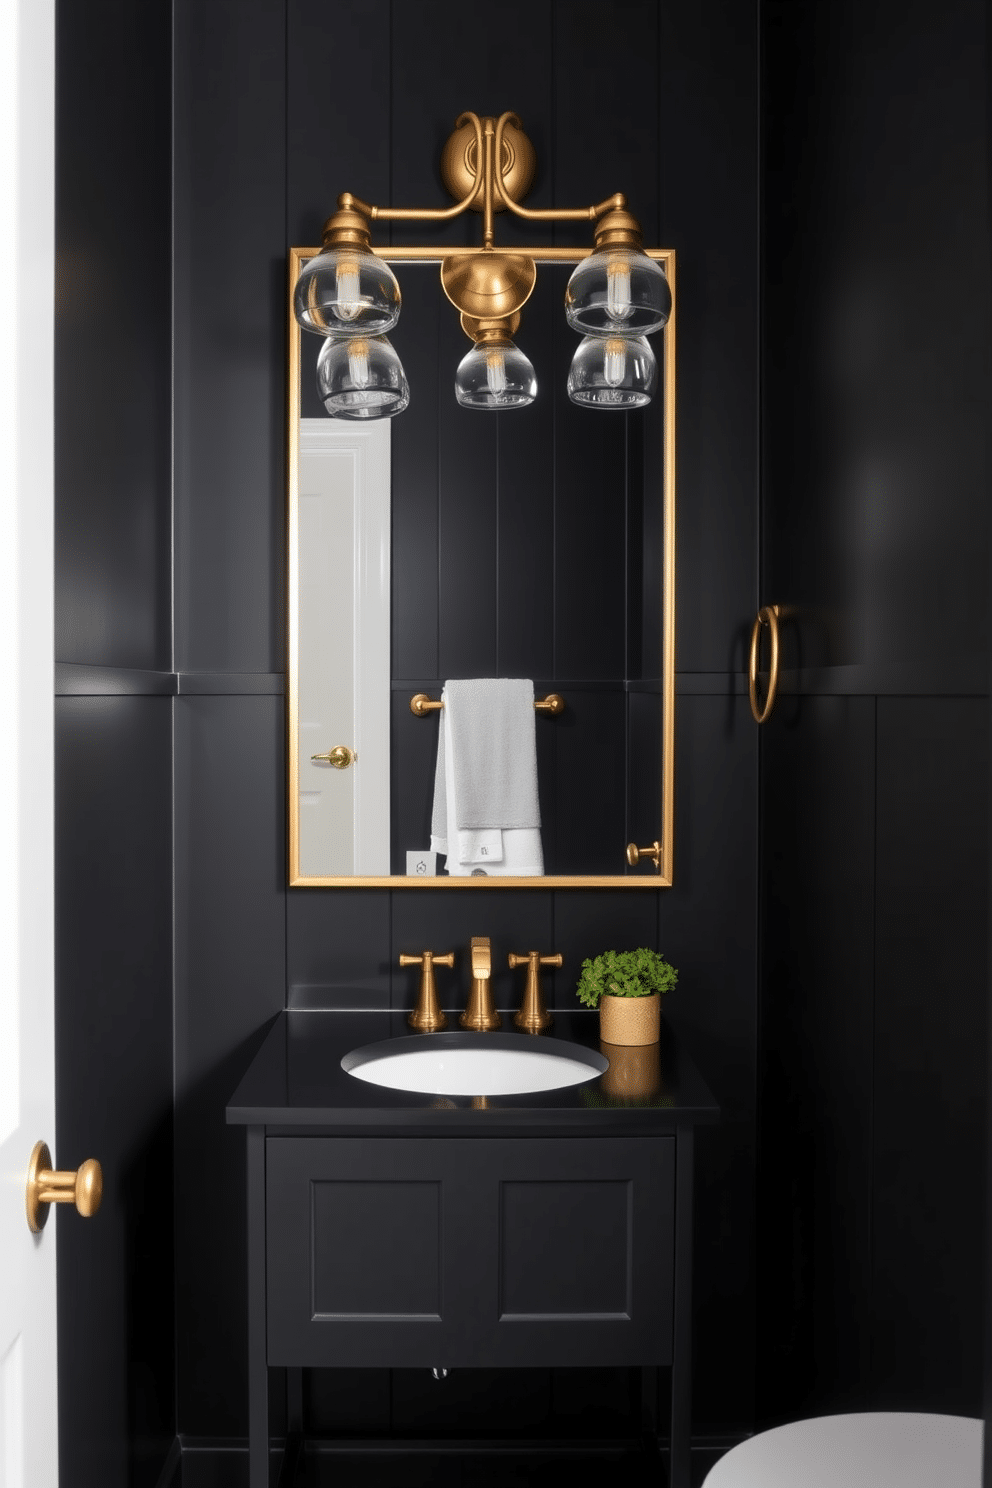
[176,1434,747,1454]
[55,664,286,696]
[55,664,987,700]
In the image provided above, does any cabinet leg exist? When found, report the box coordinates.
[669,1127,694,1488]
[247,1128,269,1488]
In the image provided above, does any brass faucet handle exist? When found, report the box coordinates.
[470,936,491,978]
[509,950,561,1033]
[401,950,454,1032]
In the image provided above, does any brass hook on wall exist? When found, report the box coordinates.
[748,605,781,723]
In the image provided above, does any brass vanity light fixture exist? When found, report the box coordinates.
[509,950,562,1033]
[292,111,671,417]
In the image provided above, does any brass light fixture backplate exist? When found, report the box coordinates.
[441,115,536,210]
[441,252,537,320]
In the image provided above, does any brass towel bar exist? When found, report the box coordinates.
[410,691,565,717]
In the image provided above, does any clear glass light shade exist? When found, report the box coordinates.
[316,335,410,419]
[295,247,401,336]
[567,335,657,409]
[565,249,671,336]
[454,339,537,410]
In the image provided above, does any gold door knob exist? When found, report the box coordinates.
[26,1141,103,1233]
[311,745,357,769]
[627,841,661,869]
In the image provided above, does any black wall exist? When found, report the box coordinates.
[171,0,759,1446]
[54,1,175,1485]
[51,0,991,1475]
[759,0,990,1421]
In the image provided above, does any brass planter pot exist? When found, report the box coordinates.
[598,992,661,1046]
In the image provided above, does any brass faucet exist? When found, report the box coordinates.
[459,936,501,1031]
[400,950,454,1032]
[508,950,561,1033]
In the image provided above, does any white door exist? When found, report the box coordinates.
[296,420,391,877]
[0,0,58,1483]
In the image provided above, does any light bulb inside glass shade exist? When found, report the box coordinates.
[454,338,537,410]
[334,261,363,322]
[565,248,671,336]
[567,335,657,409]
[294,247,401,336]
[316,334,410,419]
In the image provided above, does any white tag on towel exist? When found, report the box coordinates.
[457,829,503,865]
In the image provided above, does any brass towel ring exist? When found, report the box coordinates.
[748,605,780,724]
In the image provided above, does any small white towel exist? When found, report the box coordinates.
[430,679,544,877]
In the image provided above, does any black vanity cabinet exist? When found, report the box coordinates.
[227,1011,718,1488]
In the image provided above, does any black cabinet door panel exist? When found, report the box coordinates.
[266,1137,674,1368]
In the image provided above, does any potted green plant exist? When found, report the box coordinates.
[575,948,678,1046]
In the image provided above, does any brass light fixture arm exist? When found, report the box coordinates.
[345,115,485,225]
[492,113,626,223]
[337,112,627,236]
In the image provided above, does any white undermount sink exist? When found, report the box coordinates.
[342,1032,609,1097]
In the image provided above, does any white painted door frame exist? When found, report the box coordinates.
[0,0,58,1482]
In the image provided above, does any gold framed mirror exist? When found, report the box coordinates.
[287,247,675,888]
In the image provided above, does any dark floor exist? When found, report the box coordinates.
[175,1444,731,1488]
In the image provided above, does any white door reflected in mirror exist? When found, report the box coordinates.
[297,421,391,876]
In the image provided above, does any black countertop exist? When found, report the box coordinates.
[226,1010,719,1135]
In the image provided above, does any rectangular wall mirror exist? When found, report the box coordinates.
[288,249,675,887]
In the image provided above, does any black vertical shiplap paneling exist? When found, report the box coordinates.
[763,0,990,691]
[54,0,172,672]
[54,0,175,1481]
[659,0,759,675]
[663,695,757,1430]
[287,889,392,1009]
[438,306,500,678]
[553,0,661,248]
[173,696,287,1437]
[552,309,629,681]
[872,698,988,1412]
[757,695,876,1420]
[391,269,442,681]
[497,282,556,679]
[287,0,392,247]
[760,0,990,1429]
[55,698,175,1488]
[171,0,762,1443]
[388,0,556,254]
[173,0,287,674]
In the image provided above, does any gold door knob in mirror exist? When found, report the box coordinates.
[627,841,661,869]
[26,1141,103,1233]
[311,746,357,769]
